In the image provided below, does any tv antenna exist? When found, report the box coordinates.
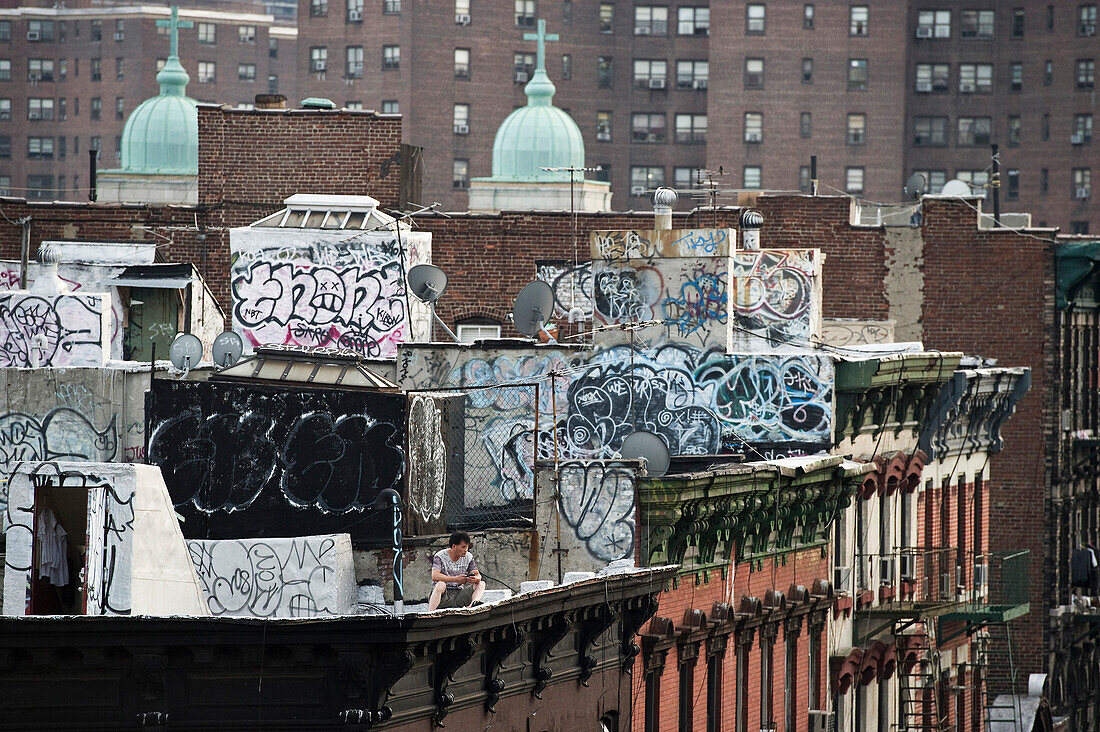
[211,331,244,369]
[407,263,459,342]
[619,429,670,477]
[511,280,557,343]
[168,333,203,378]
[542,165,603,333]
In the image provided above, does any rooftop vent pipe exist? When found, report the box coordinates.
[29,242,67,296]
[653,187,678,230]
[740,209,763,251]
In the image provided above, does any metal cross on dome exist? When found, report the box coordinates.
[156,6,193,60]
[523,19,558,74]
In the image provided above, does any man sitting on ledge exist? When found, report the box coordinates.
[428,531,486,610]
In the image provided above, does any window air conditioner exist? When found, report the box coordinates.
[915,26,933,38]
[310,62,325,73]
[596,131,611,141]
[348,10,362,21]
[455,13,471,24]
[833,565,852,593]
[808,711,833,732]
[113,32,124,41]
[915,80,932,92]
[28,111,40,120]
[0,111,9,120]
[453,123,468,134]
[648,77,666,89]
[745,132,761,143]
[28,72,41,82]
[635,26,651,35]
[26,31,40,41]
[514,71,528,83]
[630,185,647,195]
[899,554,914,581]
[1083,23,1096,36]
[1072,133,1085,145]
[693,78,708,90]
[1077,187,1091,200]
[960,82,976,92]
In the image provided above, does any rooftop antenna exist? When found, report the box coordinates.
[511,280,556,343]
[407,264,459,342]
[690,166,726,227]
[542,165,603,335]
[168,333,203,378]
[619,429,670,477]
[211,331,244,369]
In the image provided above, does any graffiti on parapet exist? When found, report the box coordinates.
[558,461,636,562]
[821,320,895,347]
[591,229,731,261]
[0,294,105,367]
[660,261,727,339]
[147,380,406,543]
[536,260,594,321]
[592,230,656,261]
[592,266,664,324]
[408,395,447,522]
[187,536,348,618]
[731,250,817,344]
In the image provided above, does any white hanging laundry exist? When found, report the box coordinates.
[35,508,69,587]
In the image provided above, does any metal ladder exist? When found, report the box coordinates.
[978,621,1022,732]
[898,619,949,731]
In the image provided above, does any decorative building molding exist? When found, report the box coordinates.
[918,367,1031,459]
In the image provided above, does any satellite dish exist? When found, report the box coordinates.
[211,331,244,368]
[511,280,555,337]
[903,173,926,200]
[941,179,972,197]
[619,430,671,477]
[407,264,449,304]
[168,333,204,372]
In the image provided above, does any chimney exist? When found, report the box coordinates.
[652,187,678,230]
[254,93,287,109]
[740,209,763,251]
[29,242,68,295]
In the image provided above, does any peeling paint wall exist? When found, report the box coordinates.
[883,227,925,343]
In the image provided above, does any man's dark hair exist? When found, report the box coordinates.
[449,531,472,547]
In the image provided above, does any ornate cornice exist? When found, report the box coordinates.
[918,367,1031,459]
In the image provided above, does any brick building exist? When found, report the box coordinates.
[0,4,297,201]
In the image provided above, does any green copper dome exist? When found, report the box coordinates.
[489,21,584,182]
[115,8,198,175]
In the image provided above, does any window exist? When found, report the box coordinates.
[0,21,9,41]
[114,19,124,41]
[961,10,994,38]
[706,652,722,732]
[632,113,666,142]
[308,47,328,73]
[597,111,612,141]
[562,0,572,24]
[1042,113,1051,140]
[383,0,401,13]
[453,158,469,189]
[198,61,216,83]
[0,99,8,120]
[456,323,501,343]
[1077,59,1095,89]
[90,96,101,120]
[916,63,950,92]
[91,58,101,81]
[760,640,773,728]
[0,60,8,81]
[1075,113,1093,143]
[0,176,9,196]
[676,60,708,89]
[798,166,811,192]
[1074,168,1091,198]
[674,166,696,189]
[0,136,8,158]
[27,98,54,121]
[744,112,763,142]
[678,656,694,732]
[310,0,327,16]
[848,58,868,90]
[26,175,54,201]
[1081,4,1098,35]
[1041,168,1049,196]
[1013,8,1025,37]
[28,136,54,159]
[784,634,797,732]
[1049,4,1056,30]
[598,56,613,87]
[633,59,667,88]
[802,58,813,83]
[28,59,54,82]
[846,167,865,194]
[235,25,255,45]
[454,48,470,79]
[743,165,762,189]
[515,0,536,27]
[913,169,947,194]
[115,57,124,81]
[238,63,256,81]
[270,38,279,58]
[1008,115,1021,146]
[514,52,535,81]
[1072,221,1091,235]
[958,63,993,92]
[115,96,124,120]
[561,54,571,79]
[850,5,868,35]
[58,137,65,160]
[914,116,948,146]
[744,58,764,88]
[1007,169,1020,200]
[847,113,866,144]
[746,4,765,34]
[956,170,989,198]
[800,111,811,137]
[27,20,54,41]
[803,4,814,28]
[383,45,400,70]
[340,46,362,78]
[631,165,664,193]
[453,103,469,134]
[91,19,102,41]
[1044,60,1053,85]
[599,4,614,32]
[677,7,708,35]
[675,113,706,143]
[1010,62,1023,90]
[917,10,951,38]
[957,116,991,146]
[345,101,363,110]
[644,670,660,732]
[635,6,668,35]
[455,0,470,21]
[58,59,66,82]
[382,99,399,114]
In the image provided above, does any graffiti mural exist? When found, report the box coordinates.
[0,293,109,367]
[660,260,728,341]
[590,228,731,261]
[558,461,636,562]
[821,319,895,347]
[730,250,819,349]
[146,380,406,544]
[187,535,356,618]
[592,265,664,324]
[407,394,447,523]
[536,260,593,321]
[230,228,430,359]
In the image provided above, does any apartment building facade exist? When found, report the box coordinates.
[0,5,296,201]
